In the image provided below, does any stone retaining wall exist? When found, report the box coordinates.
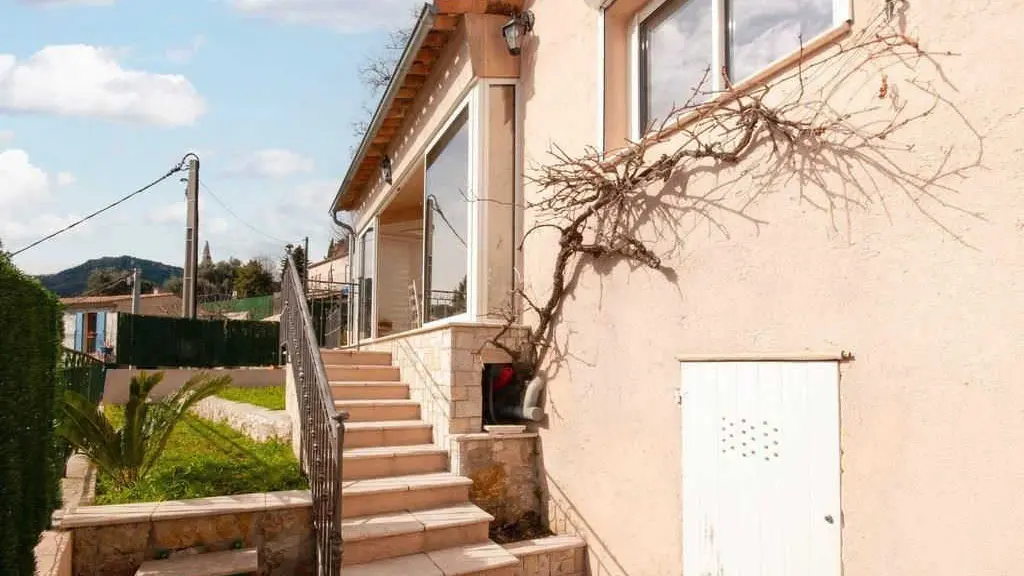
[191,397,291,443]
[505,535,587,576]
[450,432,540,527]
[62,492,313,576]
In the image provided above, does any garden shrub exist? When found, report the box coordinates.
[0,255,62,576]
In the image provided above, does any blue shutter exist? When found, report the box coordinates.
[74,313,84,351]
[95,312,107,352]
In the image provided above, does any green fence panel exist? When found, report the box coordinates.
[116,314,279,368]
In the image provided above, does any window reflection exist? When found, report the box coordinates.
[641,0,713,129]
[729,0,833,82]
[424,109,470,322]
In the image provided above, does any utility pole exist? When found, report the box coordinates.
[181,156,200,318]
[130,267,141,315]
[303,235,310,295]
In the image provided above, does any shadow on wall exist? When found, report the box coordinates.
[535,435,632,576]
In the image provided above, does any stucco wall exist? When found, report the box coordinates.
[518,0,1024,575]
[104,368,283,404]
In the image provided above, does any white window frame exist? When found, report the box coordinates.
[627,0,852,140]
[475,77,523,322]
[355,219,379,342]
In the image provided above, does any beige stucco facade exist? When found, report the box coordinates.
[333,0,1024,574]
[516,1,1024,575]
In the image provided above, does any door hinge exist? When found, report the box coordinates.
[674,388,683,405]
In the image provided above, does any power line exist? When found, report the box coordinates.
[199,181,288,245]
[77,271,133,298]
[10,158,191,258]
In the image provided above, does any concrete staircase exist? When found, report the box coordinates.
[324,349,519,576]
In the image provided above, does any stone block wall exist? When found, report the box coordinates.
[191,397,291,443]
[64,492,313,576]
[450,433,540,527]
[364,323,528,446]
[505,536,587,576]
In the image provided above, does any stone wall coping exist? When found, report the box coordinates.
[503,535,586,557]
[451,432,539,442]
[60,490,311,529]
[347,319,527,347]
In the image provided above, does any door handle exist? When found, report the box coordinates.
[824,515,835,524]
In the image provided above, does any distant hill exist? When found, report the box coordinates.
[37,256,183,297]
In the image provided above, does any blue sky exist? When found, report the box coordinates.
[0,0,421,275]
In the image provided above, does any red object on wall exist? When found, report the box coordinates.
[493,365,516,391]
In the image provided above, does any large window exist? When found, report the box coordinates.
[638,0,841,129]
[358,227,375,340]
[424,108,470,322]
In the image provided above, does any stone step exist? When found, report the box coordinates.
[326,365,401,382]
[341,503,495,567]
[345,420,433,449]
[331,381,410,401]
[320,349,393,366]
[342,541,519,576]
[135,548,258,576]
[342,444,448,481]
[336,399,421,422]
[343,472,472,518]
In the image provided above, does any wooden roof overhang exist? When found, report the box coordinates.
[329,0,523,215]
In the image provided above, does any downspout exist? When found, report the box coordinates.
[331,210,357,348]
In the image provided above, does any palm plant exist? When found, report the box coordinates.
[59,371,231,489]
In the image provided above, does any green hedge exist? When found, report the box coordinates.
[200,295,274,320]
[0,255,62,576]
[116,314,279,368]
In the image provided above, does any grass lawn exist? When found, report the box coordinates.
[215,385,286,411]
[95,407,305,505]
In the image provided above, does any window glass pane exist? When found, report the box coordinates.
[641,0,713,129]
[359,228,375,340]
[425,109,470,322]
[729,0,833,82]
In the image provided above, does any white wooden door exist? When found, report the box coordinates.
[681,361,840,576]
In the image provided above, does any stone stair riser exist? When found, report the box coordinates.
[345,426,433,449]
[342,484,470,518]
[342,453,448,481]
[339,403,421,422]
[327,366,401,381]
[342,522,489,567]
[321,350,393,366]
[332,384,410,400]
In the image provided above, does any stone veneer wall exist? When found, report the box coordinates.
[505,536,587,576]
[64,492,313,576]
[363,323,528,447]
[449,433,540,527]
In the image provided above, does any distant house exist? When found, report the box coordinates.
[60,292,182,355]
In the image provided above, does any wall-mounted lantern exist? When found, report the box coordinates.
[501,10,535,56]
[380,155,393,185]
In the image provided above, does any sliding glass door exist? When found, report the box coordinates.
[423,108,470,323]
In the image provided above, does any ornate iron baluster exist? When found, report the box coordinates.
[280,254,347,574]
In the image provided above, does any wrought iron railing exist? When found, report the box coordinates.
[280,254,348,574]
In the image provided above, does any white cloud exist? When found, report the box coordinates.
[0,149,50,207]
[227,149,315,178]
[228,0,422,32]
[0,45,205,126]
[147,201,186,224]
[208,217,230,235]
[166,35,206,65]
[0,149,88,245]
[0,129,13,145]
[56,172,75,186]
